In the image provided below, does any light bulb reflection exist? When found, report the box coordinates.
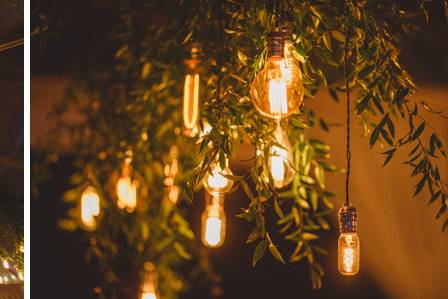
[264,125,294,188]
[203,159,233,195]
[81,186,100,229]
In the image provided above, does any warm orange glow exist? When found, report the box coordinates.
[265,125,294,188]
[268,77,288,116]
[183,73,200,136]
[201,195,226,248]
[81,186,100,229]
[140,262,158,299]
[116,176,138,212]
[141,293,158,299]
[203,160,234,195]
[338,233,360,275]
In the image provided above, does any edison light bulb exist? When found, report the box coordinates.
[201,194,226,248]
[203,158,234,195]
[338,206,360,276]
[140,262,159,299]
[116,157,138,212]
[183,72,200,136]
[250,30,303,120]
[81,186,100,230]
[182,45,201,137]
[265,125,294,188]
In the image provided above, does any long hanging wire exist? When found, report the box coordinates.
[343,15,351,207]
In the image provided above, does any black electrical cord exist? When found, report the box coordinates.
[343,17,351,207]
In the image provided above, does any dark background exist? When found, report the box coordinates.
[31,1,448,299]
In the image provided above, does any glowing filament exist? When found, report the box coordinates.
[81,187,100,229]
[268,79,288,116]
[117,176,138,212]
[183,73,200,133]
[343,247,354,272]
[338,233,360,275]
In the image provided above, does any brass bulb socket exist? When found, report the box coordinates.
[267,30,284,58]
[338,206,358,233]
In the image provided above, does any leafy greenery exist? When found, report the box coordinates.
[33,0,448,297]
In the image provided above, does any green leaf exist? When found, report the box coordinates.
[372,95,384,114]
[322,32,332,51]
[173,242,192,260]
[328,88,339,102]
[241,180,255,202]
[370,126,381,148]
[428,191,441,205]
[269,243,286,264]
[274,198,284,218]
[237,50,248,65]
[356,93,371,114]
[247,227,262,243]
[382,149,395,167]
[412,123,425,140]
[414,175,427,197]
[302,232,319,241]
[252,240,268,266]
[310,190,318,211]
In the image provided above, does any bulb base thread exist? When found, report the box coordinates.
[267,30,284,58]
[338,206,358,233]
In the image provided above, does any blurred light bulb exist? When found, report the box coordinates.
[183,45,201,137]
[2,261,9,269]
[164,146,180,205]
[265,125,294,188]
[140,262,158,299]
[203,158,234,195]
[250,30,303,120]
[81,186,100,230]
[201,194,226,248]
[116,157,138,212]
[338,206,360,276]
[338,233,360,275]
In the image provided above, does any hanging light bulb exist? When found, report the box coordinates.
[164,146,180,205]
[140,262,159,299]
[182,44,201,137]
[250,29,304,120]
[203,157,234,195]
[81,186,100,230]
[263,124,294,188]
[116,154,138,212]
[201,193,226,248]
[338,206,360,275]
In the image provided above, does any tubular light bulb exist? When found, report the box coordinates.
[183,73,200,136]
[116,158,138,212]
[338,206,360,276]
[140,262,159,299]
[266,125,294,188]
[201,194,226,248]
[250,30,303,120]
[338,233,360,275]
[203,158,234,195]
[81,186,100,230]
